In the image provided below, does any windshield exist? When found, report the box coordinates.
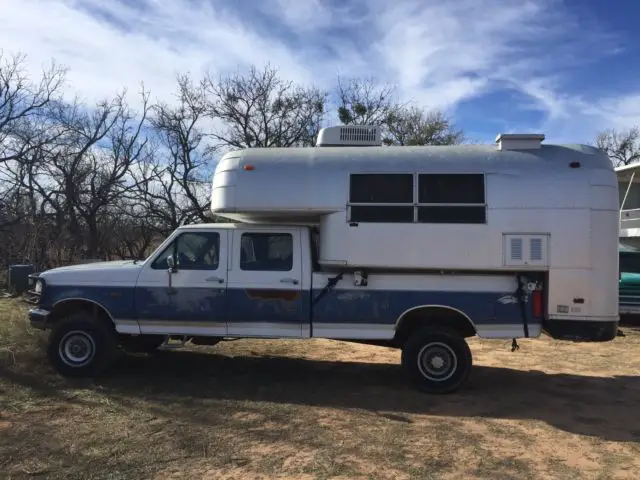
[620,252,640,274]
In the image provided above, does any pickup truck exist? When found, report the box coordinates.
[619,242,640,324]
[28,221,543,394]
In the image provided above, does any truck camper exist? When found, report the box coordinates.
[27,125,620,393]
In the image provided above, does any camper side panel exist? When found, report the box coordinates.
[319,170,591,271]
[546,178,619,322]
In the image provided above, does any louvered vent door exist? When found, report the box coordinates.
[503,234,549,267]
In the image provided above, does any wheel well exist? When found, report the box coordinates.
[395,306,476,344]
[49,300,114,329]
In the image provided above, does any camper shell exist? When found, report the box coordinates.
[211,126,620,335]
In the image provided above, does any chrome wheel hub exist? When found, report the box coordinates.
[417,342,457,382]
[59,331,96,367]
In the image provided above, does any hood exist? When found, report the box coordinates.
[39,260,143,285]
[620,272,640,287]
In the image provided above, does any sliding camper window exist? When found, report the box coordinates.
[348,173,414,223]
[347,172,487,224]
[417,173,486,224]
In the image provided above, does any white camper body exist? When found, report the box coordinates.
[211,127,620,334]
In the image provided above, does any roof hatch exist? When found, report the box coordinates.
[316,125,382,147]
[495,133,545,151]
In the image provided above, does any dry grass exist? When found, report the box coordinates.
[1,298,640,480]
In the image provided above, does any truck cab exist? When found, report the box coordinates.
[133,223,313,339]
[29,222,316,348]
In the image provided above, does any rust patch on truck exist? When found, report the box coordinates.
[245,289,300,302]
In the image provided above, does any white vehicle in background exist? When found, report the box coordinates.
[28,125,620,393]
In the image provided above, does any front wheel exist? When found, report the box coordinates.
[47,313,118,378]
[401,326,473,394]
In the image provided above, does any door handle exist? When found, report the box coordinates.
[206,276,225,284]
[280,278,299,285]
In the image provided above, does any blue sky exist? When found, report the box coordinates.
[1,0,639,144]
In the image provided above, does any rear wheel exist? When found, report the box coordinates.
[401,326,472,393]
[47,312,118,378]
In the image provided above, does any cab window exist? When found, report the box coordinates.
[240,233,293,271]
[152,232,220,270]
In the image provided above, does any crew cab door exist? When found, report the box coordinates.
[226,227,308,337]
[134,229,228,336]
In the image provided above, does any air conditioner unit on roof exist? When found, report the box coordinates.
[316,125,382,147]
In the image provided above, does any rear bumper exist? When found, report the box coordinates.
[543,318,619,342]
[28,308,50,330]
[619,303,640,315]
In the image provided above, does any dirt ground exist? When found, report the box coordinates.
[1,298,639,480]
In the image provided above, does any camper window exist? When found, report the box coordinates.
[347,172,487,224]
[417,173,486,224]
[350,205,414,222]
[349,173,413,203]
[348,173,414,222]
[418,173,485,204]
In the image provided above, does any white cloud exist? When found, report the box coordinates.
[532,92,640,144]
[0,0,638,143]
[271,0,333,32]
[0,0,318,107]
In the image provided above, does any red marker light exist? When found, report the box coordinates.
[243,165,255,171]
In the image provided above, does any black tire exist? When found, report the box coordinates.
[47,312,118,378]
[401,326,473,394]
[119,334,166,354]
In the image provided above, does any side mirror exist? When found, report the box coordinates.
[166,255,177,273]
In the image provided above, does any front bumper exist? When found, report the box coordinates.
[28,308,51,330]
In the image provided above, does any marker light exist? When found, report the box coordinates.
[243,165,255,171]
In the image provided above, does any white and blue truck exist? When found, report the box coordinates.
[27,125,620,393]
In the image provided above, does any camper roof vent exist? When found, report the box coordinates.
[495,133,545,151]
[316,125,382,147]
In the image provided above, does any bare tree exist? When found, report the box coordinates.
[384,107,464,146]
[73,89,152,258]
[8,91,146,262]
[595,127,640,167]
[206,64,327,148]
[141,74,214,232]
[335,76,400,126]
[0,51,67,237]
[0,51,67,165]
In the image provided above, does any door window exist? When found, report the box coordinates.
[151,232,220,270]
[240,233,293,271]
